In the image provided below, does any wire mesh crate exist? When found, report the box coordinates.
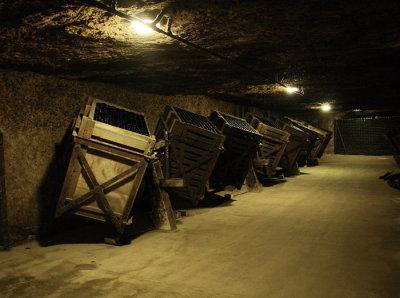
[154,106,225,205]
[209,111,262,189]
[246,113,290,178]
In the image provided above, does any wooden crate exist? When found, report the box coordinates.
[56,137,149,235]
[285,117,323,166]
[72,97,155,156]
[209,111,262,189]
[246,114,290,178]
[155,106,225,205]
[307,125,332,158]
[278,122,308,176]
[57,99,159,238]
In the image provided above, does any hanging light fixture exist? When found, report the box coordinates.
[321,103,331,112]
[285,86,299,94]
[131,19,160,34]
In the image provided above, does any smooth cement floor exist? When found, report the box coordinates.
[1,155,400,297]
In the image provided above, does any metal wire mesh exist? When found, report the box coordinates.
[94,102,149,136]
[334,117,400,155]
[174,107,218,133]
[223,114,259,134]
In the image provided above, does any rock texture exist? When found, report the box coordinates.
[1,0,399,111]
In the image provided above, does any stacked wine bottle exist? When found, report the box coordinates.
[222,114,259,134]
[94,102,150,136]
[175,107,218,133]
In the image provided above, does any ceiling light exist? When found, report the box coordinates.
[321,103,331,112]
[131,19,160,34]
[285,87,299,94]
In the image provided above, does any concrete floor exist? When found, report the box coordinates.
[1,155,400,297]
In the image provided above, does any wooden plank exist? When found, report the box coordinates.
[75,148,124,233]
[161,178,185,188]
[150,160,176,231]
[77,98,155,155]
[0,132,9,248]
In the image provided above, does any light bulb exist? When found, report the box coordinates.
[131,19,160,34]
[321,103,331,112]
[285,87,299,93]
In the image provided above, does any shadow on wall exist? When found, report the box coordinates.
[36,123,74,240]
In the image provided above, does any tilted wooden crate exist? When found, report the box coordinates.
[306,125,332,159]
[246,114,290,178]
[56,98,156,237]
[278,120,308,176]
[284,117,323,166]
[155,106,225,205]
[209,111,262,189]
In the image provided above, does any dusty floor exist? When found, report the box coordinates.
[1,155,400,298]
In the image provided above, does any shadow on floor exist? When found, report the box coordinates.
[38,210,155,247]
[170,191,234,210]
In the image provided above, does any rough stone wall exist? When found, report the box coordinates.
[0,70,242,242]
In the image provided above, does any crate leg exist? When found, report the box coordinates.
[150,161,177,231]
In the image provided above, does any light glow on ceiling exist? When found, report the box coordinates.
[131,19,160,34]
[285,87,299,94]
[321,103,331,112]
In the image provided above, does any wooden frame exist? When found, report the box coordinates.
[56,137,149,234]
[209,111,262,189]
[279,123,308,176]
[246,114,290,178]
[155,106,224,205]
[72,97,156,156]
[285,117,322,166]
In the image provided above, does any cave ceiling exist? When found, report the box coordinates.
[1,0,399,112]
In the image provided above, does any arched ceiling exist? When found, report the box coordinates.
[1,0,399,112]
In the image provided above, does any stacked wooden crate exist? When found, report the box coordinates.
[209,111,262,189]
[246,114,290,179]
[56,98,156,237]
[155,106,225,205]
[278,119,308,176]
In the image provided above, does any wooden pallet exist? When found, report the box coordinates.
[155,106,225,205]
[73,97,156,156]
[279,122,308,176]
[246,114,290,178]
[209,111,262,189]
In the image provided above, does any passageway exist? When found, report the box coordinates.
[1,155,400,297]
